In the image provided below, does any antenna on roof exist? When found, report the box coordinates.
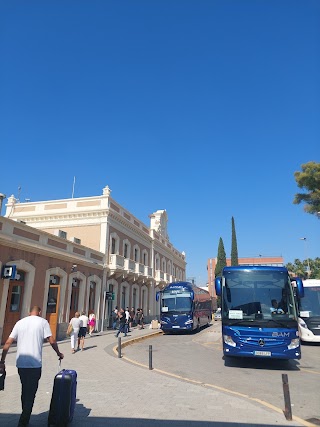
[17,186,21,202]
[71,176,76,198]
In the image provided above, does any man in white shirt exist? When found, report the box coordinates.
[0,306,64,427]
[77,311,89,351]
[125,307,131,333]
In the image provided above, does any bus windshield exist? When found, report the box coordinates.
[161,291,193,313]
[223,269,296,322]
[299,287,320,317]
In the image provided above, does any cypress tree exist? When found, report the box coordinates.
[231,216,239,266]
[215,237,227,277]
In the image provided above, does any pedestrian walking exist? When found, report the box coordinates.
[77,311,89,351]
[68,312,81,353]
[125,307,130,333]
[112,306,119,330]
[129,306,135,328]
[0,306,64,427]
[137,308,144,329]
[115,308,127,337]
[88,313,96,336]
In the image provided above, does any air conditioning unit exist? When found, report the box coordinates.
[54,229,67,239]
[71,237,81,244]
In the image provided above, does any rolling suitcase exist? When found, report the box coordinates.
[0,366,6,391]
[48,365,77,427]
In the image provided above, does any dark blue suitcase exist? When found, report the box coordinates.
[48,368,77,426]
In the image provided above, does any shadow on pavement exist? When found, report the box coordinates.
[0,411,295,427]
[223,356,300,370]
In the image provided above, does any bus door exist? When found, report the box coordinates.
[2,272,25,344]
[46,281,60,340]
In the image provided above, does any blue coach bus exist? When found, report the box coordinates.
[160,281,212,332]
[215,266,304,360]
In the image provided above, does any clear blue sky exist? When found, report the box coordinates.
[0,1,319,285]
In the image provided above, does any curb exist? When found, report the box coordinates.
[112,329,163,356]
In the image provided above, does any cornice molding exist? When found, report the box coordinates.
[17,210,110,225]
[0,236,104,268]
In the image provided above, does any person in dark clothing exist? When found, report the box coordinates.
[137,308,144,329]
[112,306,119,330]
[115,308,127,337]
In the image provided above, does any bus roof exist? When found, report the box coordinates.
[163,281,210,296]
[164,281,193,289]
[222,266,288,273]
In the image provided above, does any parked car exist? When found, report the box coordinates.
[214,309,221,321]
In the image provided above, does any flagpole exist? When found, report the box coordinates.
[72,176,76,198]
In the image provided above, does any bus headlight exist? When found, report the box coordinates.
[184,319,193,325]
[298,318,307,329]
[160,320,168,325]
[223,335,236,347]
[288,338,300,350]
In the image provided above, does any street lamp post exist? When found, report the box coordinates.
[300,237,311,276]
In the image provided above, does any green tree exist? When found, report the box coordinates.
[293,161,320,216]
[215,237,227,277]
[231,216,239,266]
[285,258,320,279]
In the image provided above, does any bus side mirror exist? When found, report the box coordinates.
[293,277,304,298]
[215,277,222,296]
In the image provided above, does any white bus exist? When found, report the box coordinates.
[297,279,320,343]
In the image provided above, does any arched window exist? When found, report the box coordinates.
[109,233,120,255]
[111,238,116,254]
[167,261,172,275]
[133,245,140,262]
[142,250,148,266]
[123,239,131,259]
[88,281,96,312]
[155,255,160,271]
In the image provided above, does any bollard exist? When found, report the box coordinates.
[282,373,292,420]
[149,345,153,370]
[118,337,121,358]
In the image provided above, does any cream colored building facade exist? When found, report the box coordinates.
[1,185,186,341]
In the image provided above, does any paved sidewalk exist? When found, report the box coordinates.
[0,325,307,427]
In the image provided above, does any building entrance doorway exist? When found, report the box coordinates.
[46,281,60,340]
[1,272,25,344]
[70,279,79,319]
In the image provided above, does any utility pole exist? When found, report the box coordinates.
[300,237,311,276]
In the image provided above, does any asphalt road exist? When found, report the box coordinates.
[122,322,320,425]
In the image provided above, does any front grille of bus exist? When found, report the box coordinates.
[238,337,285,348]
[305,318,320,335]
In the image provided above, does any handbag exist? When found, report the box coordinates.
[66,323,73,336]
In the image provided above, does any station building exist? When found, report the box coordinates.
[0,186,186,343]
